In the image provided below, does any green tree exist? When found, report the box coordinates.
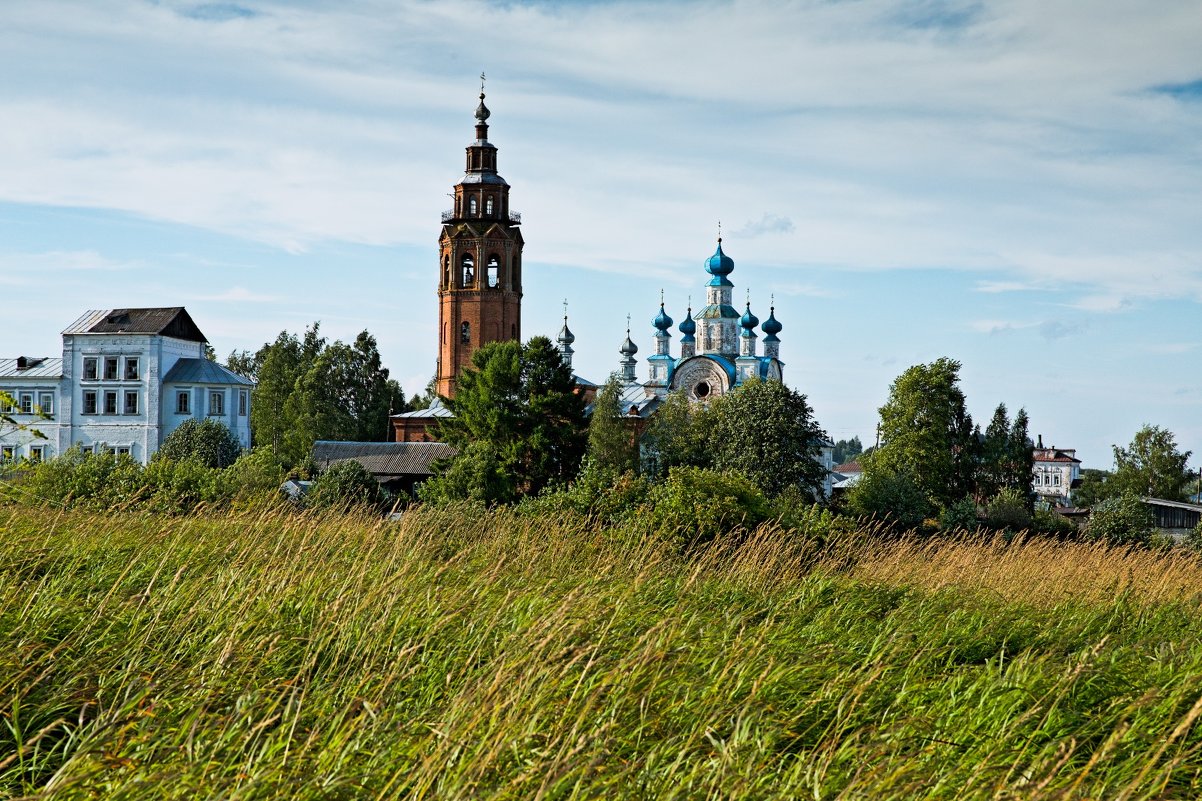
[421,337,587,504]
[156,418,243,469]
[1109,425,1193,501]
[976,403,1011,502]
[1087,492,1154,546]
[1,390,49,455]
[640,391,710,479]
[706,378,829,498]
[586,376,639,474]
[831,436,863,466]
[845,458,933,532]
[871,358,977,510]
[244,324,405,466]
[307,460,387,512]
[1073,468,1113,508]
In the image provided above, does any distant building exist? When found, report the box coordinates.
[0,308,252,464]
[1032,436,1082,508]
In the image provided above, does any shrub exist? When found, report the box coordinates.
[1086,493,1154,546]
[639,466,771,546]
[220,447,287,510]
[307,460,387,512]
[939,496,980,533]
[1033,508,1078,537]
[985,488,1032,532]
[845,465,933,533]
[157,418,242,469]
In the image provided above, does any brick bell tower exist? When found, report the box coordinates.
[435,78,523,398]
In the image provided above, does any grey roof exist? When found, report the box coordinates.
[392,397,453,419]
[0,357,64,379]
[313,441,456,477]
[617,381,661,419]
[1142,497,1202,512]
[62,308,207,342]
[162,358,255,386]
[573,374,597,387]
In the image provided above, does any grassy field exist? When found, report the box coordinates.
[4,505,1202,799]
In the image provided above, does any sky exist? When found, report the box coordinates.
[1,0,1200,470]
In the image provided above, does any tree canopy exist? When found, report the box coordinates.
[871,358,977,509]
[1109,424,1193,501]
[586,376,639,475]
[235,324,406,466]
[421,336,587,504]
[156,418,242,469]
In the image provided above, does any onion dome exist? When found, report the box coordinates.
[705,238,735,278]
[740,301,759,333]
[653,301,673,332]
[761,305,782,341]
[619,330,639,356]
[557,316,575,346]
[475,91,490,123]
[678,306,696,340]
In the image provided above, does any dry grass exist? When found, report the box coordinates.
[3,504,1202,799]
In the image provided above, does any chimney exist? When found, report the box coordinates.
[16,357,28,370]
[1036,434,1044,449]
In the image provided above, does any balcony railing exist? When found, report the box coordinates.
[441,209,522,224]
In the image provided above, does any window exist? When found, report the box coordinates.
[177,391,191,415]
[460,321,471,344]
[29,445,45,462]
[486,197,494,216]
[83,357,98,381]
[104,357,118,380]
[103,391,118,415]
[124,391,139,415]
[238,391,248,416]
[209,391,224,416]
[469,197,477,216]
[83,390,98,415]
[461,254,475,287]
[1,446,14,463]
[124,357,140,380]
[38,392,53,416]
[1053,473,1061,487]
[486,255,500,288]
[116,446,131,457]
[19,393,33,414]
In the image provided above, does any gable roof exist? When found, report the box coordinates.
[62,308,208,342]
[313,441,456,478]
[161,358,255,386]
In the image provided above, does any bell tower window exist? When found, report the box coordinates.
[461,254,475,287]
[486,197,494,216]
[469,197,477,216]
[486,255,500,288]
[461,322,471,343]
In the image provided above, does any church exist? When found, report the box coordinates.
[392,86,791,437]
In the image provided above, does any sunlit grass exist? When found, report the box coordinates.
[3,505,1202,798]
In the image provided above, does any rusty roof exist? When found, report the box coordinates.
[62,308,207,342]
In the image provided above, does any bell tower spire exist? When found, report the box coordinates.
[436,79,524,398]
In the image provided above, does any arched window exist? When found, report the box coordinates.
[461,322,471,344]
[461,254,475,287]
[469,197,477,216]
[485,197,494,216]
[486,255,500,288]
[443,254,451,288]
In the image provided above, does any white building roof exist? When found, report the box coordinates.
[0,358,64,379]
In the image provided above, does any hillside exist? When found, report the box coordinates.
[4,506,1202,799]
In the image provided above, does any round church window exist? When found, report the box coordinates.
[694,381,710,399]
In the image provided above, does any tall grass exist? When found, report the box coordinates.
[3,505,1202,799]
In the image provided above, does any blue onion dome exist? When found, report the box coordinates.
[705,238,735,277]
[761,305,782,339]
[619,330,639,356]
[557,316,575,345]
[653,302,673,332]
[678,307,696,339]
[740,302,759,332]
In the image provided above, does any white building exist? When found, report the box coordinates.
[1032,438,1082,508]
[1,308,252,464]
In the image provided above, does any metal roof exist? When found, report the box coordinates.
[1142,497,1202,512]
[62,307,207,342]
[161,358,255,386]
[0,358,64,379]
[392,398,453,419]
[313,441,456,477]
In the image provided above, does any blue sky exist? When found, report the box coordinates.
[1,0,1200,469]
